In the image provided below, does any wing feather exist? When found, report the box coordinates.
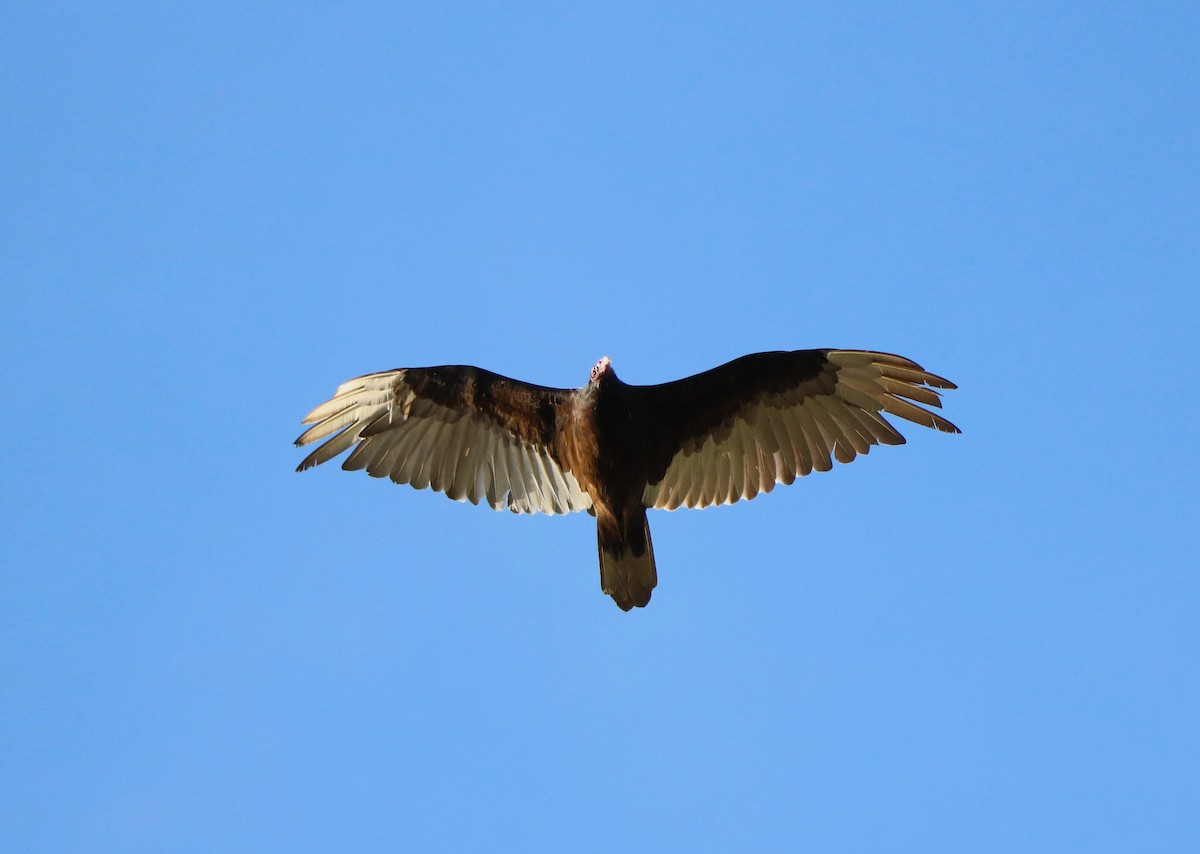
[750,422,777,497]
[784,408,814,478]
[695,437,713,507]
[447,421,477,501]
[479,431,504,508]
[795,406,834,472]
[808,397,854,464]
[764,407,798,485]
[724,422,745,504]
[432,412,468,496]
[343,422,393,473]
[504,440,530,511]
[439,419,465,498]
[528,444,558,513]
[484,431,508,509]
[408,419,441,489]
[817,396,871,455]
[380,415,417,481]
[463,424,493,506]
[298,424,360,471]
[296,366,592,515]
[644,349,958,510]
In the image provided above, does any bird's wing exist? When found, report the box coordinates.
[295,366,592,515]
[638,350,958,510]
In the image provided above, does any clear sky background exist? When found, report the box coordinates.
[3,3,1197,851]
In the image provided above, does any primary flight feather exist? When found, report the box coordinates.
[295,349,959,610]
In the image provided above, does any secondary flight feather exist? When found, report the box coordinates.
[295,349,959,610]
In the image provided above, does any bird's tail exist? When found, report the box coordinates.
[598,509,657,611]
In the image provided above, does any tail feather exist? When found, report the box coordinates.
[598,511,657,611]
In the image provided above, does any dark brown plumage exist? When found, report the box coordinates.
[295,349,959,610]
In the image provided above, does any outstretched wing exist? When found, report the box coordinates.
[295,366,592,515]
[639,350,958,510]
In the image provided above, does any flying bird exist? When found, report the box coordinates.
[295,349,958,610]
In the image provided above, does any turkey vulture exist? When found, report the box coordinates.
[295,350,958,610]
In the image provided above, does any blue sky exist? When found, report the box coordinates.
[2,2,1197,850]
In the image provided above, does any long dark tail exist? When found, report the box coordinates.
[597,508,657,611]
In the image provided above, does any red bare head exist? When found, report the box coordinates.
[589,356,612,385]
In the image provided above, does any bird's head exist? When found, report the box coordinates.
[588,356,612,386]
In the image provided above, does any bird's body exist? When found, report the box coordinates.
[296,349,959,609]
